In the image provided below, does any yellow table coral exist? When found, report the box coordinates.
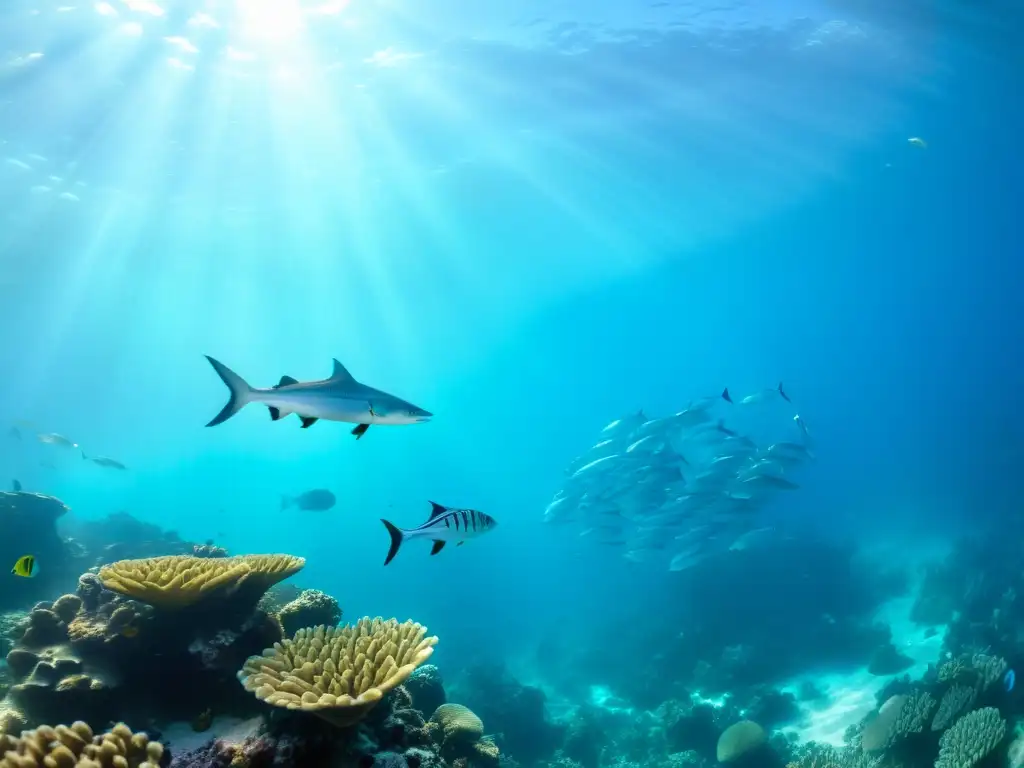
[0,721,163,768]
[98,554,305,609]
[238,617,438,726]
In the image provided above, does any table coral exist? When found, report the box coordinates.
[238,618,437,727]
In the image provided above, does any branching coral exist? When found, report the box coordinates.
[99,554,304,609]
[931,686,976,732]
[0,721,163,768]
[935,708,1006,768]
[238,618,438,726]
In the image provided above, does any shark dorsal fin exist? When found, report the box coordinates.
[427,501,447,520]
[274,375,299,389]
[330,358,356,384]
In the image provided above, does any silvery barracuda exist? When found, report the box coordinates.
[542,384,815,571]
[204,356,432,439]
[380,502,497,565]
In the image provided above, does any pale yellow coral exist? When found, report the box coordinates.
[238,617,437,726]
[0,721,164,768]
[98,554,305,609]
[430,704,484,744]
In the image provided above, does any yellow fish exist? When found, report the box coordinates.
[12,555,37,578]
[120,625,139,639]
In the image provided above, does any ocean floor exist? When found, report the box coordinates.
[784,594,946,745]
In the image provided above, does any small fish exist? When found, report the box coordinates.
[908,136,927,149]
[204,356,432,439]
[37,432,78,449]
[281,489,336,512]
[1005,669,1015,692]
[380,501,497,565]
[191,707,213,732]
[11,479,21,491]
[82,451,128,470]
[12,555,37,578]
[120,624,139,638]
[794,414,810,436]
[740,382,790,405]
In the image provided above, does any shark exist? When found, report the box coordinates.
[203,355,432,439]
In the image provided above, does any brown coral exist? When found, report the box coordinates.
[0,721,163,768]
[238,617,437,726]
[99,554,305,609]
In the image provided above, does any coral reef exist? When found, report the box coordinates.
[405,666,446,717]
[426,703,499,767]
[170,684,439,768]
[454,663,564,766]
[1,554,302,727]
[715,721,765,763]
[238,618,438,726]
[278,589,342,637]
[0,721,165,768]
[0,493,79,611]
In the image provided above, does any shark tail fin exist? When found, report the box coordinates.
[205,356,254,427]
[381,519,405,566]
[721,387,733,404]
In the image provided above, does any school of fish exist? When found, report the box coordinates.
[542,384,814,571]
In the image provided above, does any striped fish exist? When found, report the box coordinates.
[381,501,497,565]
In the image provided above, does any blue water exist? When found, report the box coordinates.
[0,0,1021,744]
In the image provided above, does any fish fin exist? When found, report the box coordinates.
[352,423,370,439]
[721,387,733,404]
[381,519,404,565]
[330,358,357,385]
[430,540,446,556]
[268,407,283,421]
[80,449,88,460]
[778,381,791,402]
[300,416,318,428]
[204,356,254,427]
[274,375,299,389]
[456,541,464,547]
[427,501,447,520]
[11,479,20,491]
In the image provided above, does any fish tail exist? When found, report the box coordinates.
[778,381,791,402]
[721,387,733,404]
[381,519,405,566]
[204,356,254,427]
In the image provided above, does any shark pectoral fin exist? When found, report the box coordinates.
[352,424,370,439]
[430,540,446,556]
[300,416,319,428]
[273,375,299,389]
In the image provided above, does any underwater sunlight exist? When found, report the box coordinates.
[0,0,1021,767]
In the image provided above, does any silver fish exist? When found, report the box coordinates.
[204,356,431,439]
[380,501,496,565]
[739,382,790,405]
[82,451,127,470]
[37,432,77,449]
